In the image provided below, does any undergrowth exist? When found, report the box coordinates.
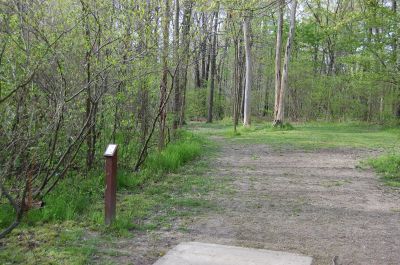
[1,130,205,229]
[0,130,209,264]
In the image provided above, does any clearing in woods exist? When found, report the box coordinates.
[97,122,400,265]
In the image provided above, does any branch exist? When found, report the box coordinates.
[0,179,27,239]
[134,66,178,171]
[0,25,75,104]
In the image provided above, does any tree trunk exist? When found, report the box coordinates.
[179,1,193,126]
[273,1,283,124]
[217,36,228,119]
[172,0,180,130]
[200,12,207,87]
[194,51,201,88]
[207,9,219,123]
[205,30,211,84]
[243,15,252,126]
[159,0,169,150]
[392,0,397,65]
[233,37,239,131]
[139,83,149,153]
[274,0,297,126]
[233,31,243,132]
[81,1,94,170]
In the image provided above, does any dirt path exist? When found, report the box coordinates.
[102,137,400,265]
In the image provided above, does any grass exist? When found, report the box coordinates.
[367,154,400,187]
[0,130,215,264]
[0,223,96,265]
[190,120,400,187]
[190,121,400,150]
[1,121,399,263]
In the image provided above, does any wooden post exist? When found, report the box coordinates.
[104,144,118,225]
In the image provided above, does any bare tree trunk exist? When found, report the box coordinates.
[233,31,243,132]
[159,0,170,150]
[233,40,239,132]
[81,1,94,170]
[394,0,398,66]
[172,0,180,130]
[200,12,207,87]
[243,14,252,126]
[139,82,149,155]
[217,36,228,119]
[205,31,211,84]
[207,9,219,123]
[239,40,245,120]
[263,79,270,116]
[194,49,201,88]
[394,0,400,119]
[274,0,297,126]
[179,1,193,126]
[313,44,318,74]
[273,1,283,124]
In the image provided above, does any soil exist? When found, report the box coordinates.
[98,137,400,265]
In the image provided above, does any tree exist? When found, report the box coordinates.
[179,0,194,125]
[243,13,253,126]
[172,0,180,130]
[273,0,284,124]
[207,7,219,123]
[159,0,170,150]
[274,0,297,126]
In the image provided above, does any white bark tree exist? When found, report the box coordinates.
[274,0,297,126]
[207,8,219,123]
[273,0,284,124]
[243,15,252,126]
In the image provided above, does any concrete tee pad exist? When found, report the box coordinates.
[153,242,313,265]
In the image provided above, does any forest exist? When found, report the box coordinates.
[0,0,399,264]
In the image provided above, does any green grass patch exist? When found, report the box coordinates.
[27,174,104,224]
[368,154,400,187]
[0,222,96,265]
[144,130,203,173]
[190,121,400,150]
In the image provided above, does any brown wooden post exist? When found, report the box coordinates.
[104,144,118,225]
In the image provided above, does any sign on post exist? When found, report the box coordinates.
[104,144,118,225]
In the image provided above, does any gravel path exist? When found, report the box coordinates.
[100,138,400,265]
[188,139,400,265]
